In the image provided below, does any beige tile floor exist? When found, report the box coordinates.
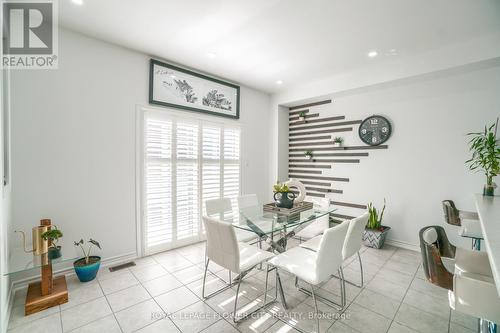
[6,240,478,333]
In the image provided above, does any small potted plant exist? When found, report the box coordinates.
[41,228,63,259]
[298,111,307,122]
[73,239,101,282]
[466,119,499,196]
[304,150,313,160]
[333,137,344,147]
[362,199,391,249]
[273,182,296,209]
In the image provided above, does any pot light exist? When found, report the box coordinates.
[207,52,216,59]
[275,80,283,85]
[367,50,378,58]
[72,0,83,5]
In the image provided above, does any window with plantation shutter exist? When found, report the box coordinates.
[142,109,240,254]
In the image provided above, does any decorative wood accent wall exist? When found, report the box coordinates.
[287,99,388,219]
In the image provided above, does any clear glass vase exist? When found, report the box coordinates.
[483,184,495,196]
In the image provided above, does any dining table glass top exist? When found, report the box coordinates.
[213,203,338,236]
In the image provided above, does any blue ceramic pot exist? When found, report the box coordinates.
[73,256,101,282]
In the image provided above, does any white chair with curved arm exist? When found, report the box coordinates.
[201,216,275,323]
[442,200,483,250]
[300,212,369,287]
[266,221,349,333]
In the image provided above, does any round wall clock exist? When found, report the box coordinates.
[359,115,392,146]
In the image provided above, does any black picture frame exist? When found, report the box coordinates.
[149,59,240,119]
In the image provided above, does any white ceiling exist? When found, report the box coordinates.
[60,0,500,93]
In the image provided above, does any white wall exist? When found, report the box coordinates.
[9,29,272,273]
[273,61,500,249]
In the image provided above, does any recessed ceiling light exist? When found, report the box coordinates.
[387,49,398,56]
[367,50,378,58]
[170,74,176,78]
[207,52,216,59]
[275,80,283,85]
[72,0,83,5]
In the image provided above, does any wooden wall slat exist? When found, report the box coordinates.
[290,190,326,198]
[290,115,345,125]
[289,164,331,169]
[289,152,369,157]
[289,141,334,147]
[289,99,332,111]
[290,120,361,131]
[290,159,360,163]
[289,135,331,142]
[288,169,322,174]
[289,113,319,121]
[330,201,367,209]
[289,145,388,152]
[300,180,332,187]
[331,213,356,220]
[289,127,353,136]
[288,174,349,182]
[288,109,309,116]
[305,187,342,194]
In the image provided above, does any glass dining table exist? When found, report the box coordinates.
[216,203,338,308]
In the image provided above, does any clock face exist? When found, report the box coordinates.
[359,115,392,146]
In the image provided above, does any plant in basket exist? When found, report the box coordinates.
[73,239,101,282]
[363,199,390,249]
[273,182,296,209]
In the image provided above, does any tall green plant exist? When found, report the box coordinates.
[465,119,500,187]
[366,199,386,230]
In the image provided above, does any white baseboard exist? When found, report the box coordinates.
[385,238,420,252]
[12,251,138,290]
[10,251,138,298]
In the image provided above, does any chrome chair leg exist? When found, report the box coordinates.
[310,284,320,333]
[331,252,363,288]
[202,259,238,299]
[296,274,346,311]
[357,251,364,288]
[233,264,277,323]
[338,267,346,307]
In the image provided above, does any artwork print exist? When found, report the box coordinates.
[149,59,240,119]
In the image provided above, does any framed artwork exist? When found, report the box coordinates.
[149,59,240,119]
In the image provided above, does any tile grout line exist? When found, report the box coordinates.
[96,276,125,333]
[383,249,421,333]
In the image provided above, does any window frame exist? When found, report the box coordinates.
[136,105,242,256]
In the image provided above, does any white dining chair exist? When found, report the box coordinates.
[201,215,276,322]
[300,212,369,287]
[237,194,259,208]
[266,221,349,333]
[294,196,330,242]
[205,198,257,243]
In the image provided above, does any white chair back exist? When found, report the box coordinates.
[237,194,258,209]
[205,198,232,216]
[342,212,369,260]
[316,221,349,283]
[202,215,240,273]
[296,196,330,238]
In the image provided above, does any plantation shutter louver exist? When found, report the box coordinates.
[143,109,241,254]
